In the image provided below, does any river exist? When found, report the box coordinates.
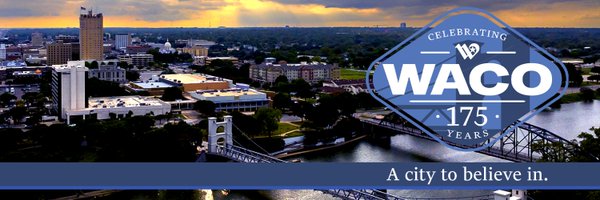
[221,101,598,199]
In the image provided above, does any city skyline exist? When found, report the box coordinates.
[0,0,598,28]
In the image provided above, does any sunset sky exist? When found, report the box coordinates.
[0,0,599,28]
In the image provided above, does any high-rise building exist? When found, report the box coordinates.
[31,32,43,47]
[51,61,88,119]
[0,44,6,60]
[114,34,132,49]
[47,40,72,65]
[79,9,104,61]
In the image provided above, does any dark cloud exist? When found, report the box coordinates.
[0,1,63,17]
[0,0,226,21]
[272,0,599,20]
[88,0,225,21]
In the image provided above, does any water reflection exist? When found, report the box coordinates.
[224,101,598,199]
[528,101,600,140]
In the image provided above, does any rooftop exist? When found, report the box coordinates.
[193,88,262,98]
[131,81,175,89]
[52,61,88,72]
[160,73,226,84]
[254,62,337,70]
[88,96,166,109]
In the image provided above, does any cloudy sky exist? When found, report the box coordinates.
[0,0,598,28]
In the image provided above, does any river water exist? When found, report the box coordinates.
[527,101,600,140]
[221,101,598,199]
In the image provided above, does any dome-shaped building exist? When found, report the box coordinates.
[164,39,172,49]
[160,39,176,54]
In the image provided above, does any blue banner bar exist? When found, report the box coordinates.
[0,163,597,189]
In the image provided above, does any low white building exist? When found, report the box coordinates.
[189,88,269,112]
[51,61,171,124]
[65,96,171,124]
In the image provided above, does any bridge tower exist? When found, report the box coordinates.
[207,116,233,153]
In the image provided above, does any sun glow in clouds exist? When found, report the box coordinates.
[0,0,598,28]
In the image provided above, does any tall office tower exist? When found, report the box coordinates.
[400,22,407,28]
[114,34,132,49]
[51,61,88,119]
[79,9,104,61]
[47,40,72,65]
[31,32,43,47]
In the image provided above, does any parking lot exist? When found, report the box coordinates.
[0,84,41,99]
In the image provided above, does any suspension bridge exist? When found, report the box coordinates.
[201,116,538,200]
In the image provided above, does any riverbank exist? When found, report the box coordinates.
[275,134,367,159]
[559,92,600,104]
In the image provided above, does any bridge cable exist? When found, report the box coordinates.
[231,123,270,155]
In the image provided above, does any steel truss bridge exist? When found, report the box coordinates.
[356,113,580,162]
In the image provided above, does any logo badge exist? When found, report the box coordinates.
[455,43,480,60]
[367,7,568,151]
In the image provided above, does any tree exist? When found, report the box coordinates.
[530,127,600,199]
[109,113,117,120]
[565,64,583,87]
[253,108,282,137]
[591,67,600,74]
[273,75,290,92]
[230,111,262,137]
[126,71,140,82]
[0,128,22,152]
[90,61,99,69]
[194,100,216,116]
[291,100,313,121]
[208,59,234,68]
[274,75,289,84]
[118,61,132,70]
[306,94,339,129]
[588,75,600,82]
[126,110,134,118]
[580,87,596,101]
[86,78,129,97]
[291,78,313,98]
[298,56,311,62]
[21,92,40,106]
[272,93,292,110]
[0,93,16,107]
[356,92,380,110]
[8,106,27,124]
[161,87,185,101]
[334,92,357,116]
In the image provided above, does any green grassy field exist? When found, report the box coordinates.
[581,67,592,75]
[341,68,371,80]
[253,122,301,138]
[284,130,304,138]
[273,122,299,135]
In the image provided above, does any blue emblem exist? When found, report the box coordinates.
[367,7,568,151]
